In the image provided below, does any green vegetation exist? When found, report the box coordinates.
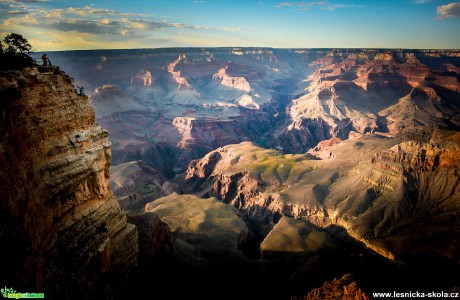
[222,142,317,187]
[354,141,365,150]
[0,33,34,70]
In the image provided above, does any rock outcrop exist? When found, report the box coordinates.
[0,66,138,299]
[110,160,179,211]
[168,54,193,90]
[126,212,173,264]
[144,194,248,263]
[298,274,370,300]
[212,67,251,92]
[260,217,335,261]
[130,69,152,86]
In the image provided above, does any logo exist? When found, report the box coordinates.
[1,287,44,299]
[1,288,16,298]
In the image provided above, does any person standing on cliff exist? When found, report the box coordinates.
[41,53,51,66]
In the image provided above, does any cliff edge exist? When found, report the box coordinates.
[0,66,138,299]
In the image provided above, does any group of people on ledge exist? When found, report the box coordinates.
[41,53,52,66]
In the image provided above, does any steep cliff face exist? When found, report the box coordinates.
[0,67,138,299]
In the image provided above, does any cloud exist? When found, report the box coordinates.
[412,0,432,3]
[1,4,209,35]
[221,27,243,32]
[276,1,363,10]
[67,6,144,17]
[125,19,172,30]
[51,19,122,34]
[321,3,363,10]
[436,2,460,19]
[276,1,328,8]
[7,9,28,14]
[0,2,211,50]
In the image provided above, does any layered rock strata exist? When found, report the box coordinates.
[184,131,460,261]
[0,66,138,299]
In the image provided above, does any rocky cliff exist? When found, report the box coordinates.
[184,131,460,261]
[274,49,460,153]
[110,160,179,212]
[0,66,138,299]
[212,66,251,92]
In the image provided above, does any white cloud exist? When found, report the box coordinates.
[276,1,328,8]
[67,6,144,17]
[7,9,27,14]
[436,2,460,19]
[1,5,209,35]
[412,0,432,3]
[0,3,211,51]
[221,27,243,32]
[276,1,363,10]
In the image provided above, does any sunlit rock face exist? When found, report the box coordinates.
[274,49,460,153]
[212,66,251,92]
[131,69,152,86]
[0,67,138,299]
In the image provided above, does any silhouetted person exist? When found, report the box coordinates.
[76,86,85,96]
[41,53,51,66]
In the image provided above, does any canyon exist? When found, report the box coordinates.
[1,48,459,299]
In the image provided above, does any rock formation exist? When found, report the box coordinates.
[298,274,370,300]
[212,66,251,92]
[168,54,193,90]
[274,49,460,152]
[260,217,335,261]
[130,69,152,86]
[144,194,248,263]
[0,66,138,299]
[110,160,179,211]
[126,212,173,264]
[184,130,460,261]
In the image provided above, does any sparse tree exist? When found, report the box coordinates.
[0,33,33,70]
[4,33,32,57]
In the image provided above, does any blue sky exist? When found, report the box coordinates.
[0,0,459,50]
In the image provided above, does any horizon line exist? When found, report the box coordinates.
[32,46,460,53]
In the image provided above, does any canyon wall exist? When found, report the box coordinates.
[184,131,460,261]
[0,66,138,299]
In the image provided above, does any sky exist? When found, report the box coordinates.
[0,0,459,51]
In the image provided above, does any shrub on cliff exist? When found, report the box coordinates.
[0,33,34,70]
